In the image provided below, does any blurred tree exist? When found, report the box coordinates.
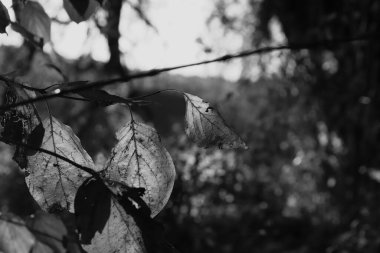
[255,0,380,227]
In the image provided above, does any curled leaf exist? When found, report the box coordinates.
[102,121,176,217]
[63,0,99,23]
[26,117,96,213]
[184,93,248,149]
[0,1,10,33]
[19,1,51,44]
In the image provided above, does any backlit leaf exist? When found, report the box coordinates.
[0,1,10,33]
[26,117,96,213]
[102,121,176,217]
[81,197,146,253]
[184,93,248,149]
[19,1,51,44]
[63,0,99,23]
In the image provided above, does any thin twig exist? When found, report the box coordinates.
[12,141,99,178]
[128,88,179,100]
[0,34,377,111]
[0,75,43,93]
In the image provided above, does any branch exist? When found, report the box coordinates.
[0,75,43,92]
[0,33,377,111]
[105,0,125,74]
[125,0,158,33]
[9,141,100,179]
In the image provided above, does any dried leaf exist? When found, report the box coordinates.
[81,197,146,253]
[26,117,96,213]
[19,1,51,44]
[184,93,248,149]
[63,0,99,23]
[0,1,10,33]
[0,85,42,168]
[102,121,176,217]
[0,214,36,253]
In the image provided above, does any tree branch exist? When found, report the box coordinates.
[105,0,125,74]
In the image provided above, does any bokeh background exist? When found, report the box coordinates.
[1,0,380,252]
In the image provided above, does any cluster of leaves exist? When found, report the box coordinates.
[0,1,248,252]
[0,211,81,253]
[0,74,246,253]
[0,0,102,47]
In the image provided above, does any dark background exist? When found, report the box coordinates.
[1,0,380,252]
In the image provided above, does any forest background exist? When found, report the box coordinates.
[1,0,380,252]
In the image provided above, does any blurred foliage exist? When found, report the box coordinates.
[1,0,380,252]
[205,0,380,252]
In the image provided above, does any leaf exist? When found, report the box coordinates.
[81,196,147,253]
[0,212,80,253]
[112,182,171,253]
[19,1,51,44]
[66,0,90,17]
[0,85,42,168]
[63,0,100,23]
[184,93,248,149]
[74,177,111,244]
[0,214,36,253]
[77,88,132,107]
[0,1,10,33]
[31,242,54,253]
[26,211,81,253]
[77,178,172,253]
[26,122,45,156]
[74,177,147,253]
[102,121,176,217]
[25,117,96,213]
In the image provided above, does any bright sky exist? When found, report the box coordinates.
[0,0,285,81]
